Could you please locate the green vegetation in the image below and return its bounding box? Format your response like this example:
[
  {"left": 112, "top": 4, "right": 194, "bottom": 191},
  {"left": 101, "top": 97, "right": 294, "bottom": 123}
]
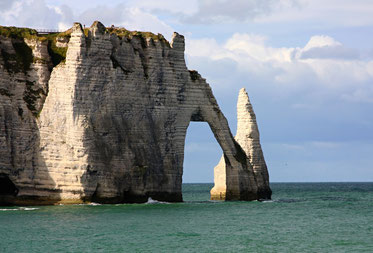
[
  {"left": 42, "top": 29, "right": 71, "bottom": 67},
  {"left": 0, "top": 25, "right": 71, "bottom": 69},
  {"left": 0, "top": 26, "right": 38, "bottom": 40},
  {"left": 0, "top": 26, "right": 70, "bottom": 116},
  {"left": 107, "top": 27, "right": 170, "bottom": 47},
  {"left": 83, "top": 28, "right": 90, "bottom": 37},
  {"left": 0, "top": 25, "right": 171, "bottom": 71},
  {"left": 45, "top": 34, "right": 69, "bottom": 67},
  {"left": 0, "top": 39, "right": 33, "bottom": 73}
]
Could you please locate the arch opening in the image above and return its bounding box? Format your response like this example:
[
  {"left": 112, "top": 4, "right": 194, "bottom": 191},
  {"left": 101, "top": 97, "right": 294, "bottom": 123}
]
[{"left": 182, "top": 122, "right": 221, "bottom": 200}]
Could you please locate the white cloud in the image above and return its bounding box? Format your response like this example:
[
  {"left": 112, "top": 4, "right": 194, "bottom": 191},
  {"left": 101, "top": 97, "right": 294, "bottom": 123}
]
[
  {"left": 118, "top": 8, "right": 174, "bottom": 39},
  {"left": 303, "top": 35, "right": 340, "bottom": 50},
  {"left": 69, "top": 5, "right": 174, "bottom": 38},
  {"left": 186, "top": 38, "right": 224, "bottom": 59},
  {"left": 0, "top": 0, "right": 64, "bottom": 29},
  {"left": 298, "top": 35, "right": 359, "bottom": 60},
  {"left": 185, "top": 33, "right": 373, "bottom": 103},
  {"left": 224, "top": 33, "right": 294, "bottom": 62}
]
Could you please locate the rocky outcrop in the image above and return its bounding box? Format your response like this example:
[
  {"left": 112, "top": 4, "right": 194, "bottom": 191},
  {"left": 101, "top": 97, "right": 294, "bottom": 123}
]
[
  {"left": 212, "top": 88, "right": 271, "bottom": 200},
  {"left": 0, "top": 22, "right": 270, "bottom": 205}
]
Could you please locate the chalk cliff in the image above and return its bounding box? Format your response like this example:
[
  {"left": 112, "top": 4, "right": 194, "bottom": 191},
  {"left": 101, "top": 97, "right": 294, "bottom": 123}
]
[{"left": 0, "top": 21, "right": 271, "bottom": 205}]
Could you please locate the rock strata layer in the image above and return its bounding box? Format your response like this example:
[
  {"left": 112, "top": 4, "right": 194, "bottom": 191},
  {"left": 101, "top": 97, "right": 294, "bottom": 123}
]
[{"left": 0, "top": 22, "right": 271, "bottom": 205}]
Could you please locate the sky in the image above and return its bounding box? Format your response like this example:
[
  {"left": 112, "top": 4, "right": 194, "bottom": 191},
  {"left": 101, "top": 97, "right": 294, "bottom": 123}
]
[{"left": 1, "top": 0, "right": 373, "bottom": 183}]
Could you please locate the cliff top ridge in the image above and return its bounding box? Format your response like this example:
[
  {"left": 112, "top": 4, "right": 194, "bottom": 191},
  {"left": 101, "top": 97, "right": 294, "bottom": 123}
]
[{"left": 0, "top": 21, "right": 172, "bottom": 47}]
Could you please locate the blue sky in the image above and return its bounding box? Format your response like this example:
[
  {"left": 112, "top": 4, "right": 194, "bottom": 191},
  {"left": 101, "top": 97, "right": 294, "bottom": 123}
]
[{"left": 1, "top": 0, "right": 373, "bottom": 182}]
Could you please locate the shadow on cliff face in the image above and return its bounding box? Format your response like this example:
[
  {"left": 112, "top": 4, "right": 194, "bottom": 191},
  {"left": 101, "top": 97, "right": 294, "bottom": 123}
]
[
  {"left": 0, "top": 36, "right": 60, "bottom": 206},
  {"left": 79, "top": 112, "right": 173, "bottom": 203},
  {"left": 0, "top": 106, "right": 61, "bottom": 206},
  {"left": 74, "top": 22, "right": 182, "bottom": 203}
]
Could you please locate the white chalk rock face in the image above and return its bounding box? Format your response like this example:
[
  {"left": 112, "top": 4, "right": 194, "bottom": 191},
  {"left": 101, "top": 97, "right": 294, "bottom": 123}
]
[
  {"left": 212, "top": 88, "right": 271, "bottom": 200},
  {"left": 236, "top": 88, "right": 271, "bottom": 199},
  {"left": 0, "top": 21, "right": 267, "bottom": 205}
]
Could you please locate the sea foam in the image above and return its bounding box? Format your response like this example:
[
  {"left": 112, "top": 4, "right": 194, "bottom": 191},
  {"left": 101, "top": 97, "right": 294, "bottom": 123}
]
[
  {"left": 0, "top": 207, "right": 39, "bottom": 211},
  {"left": 146, "top": 197, "right": 169, "bottom": 204}
]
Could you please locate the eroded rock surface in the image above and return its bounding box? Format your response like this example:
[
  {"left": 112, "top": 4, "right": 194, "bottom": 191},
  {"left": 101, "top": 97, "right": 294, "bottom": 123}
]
[
  {"left": 0, "top": 22, "right": 270, "bottom": 205},
  {"left": 212, "top": 88, "right": 271, "bottom": 200}
]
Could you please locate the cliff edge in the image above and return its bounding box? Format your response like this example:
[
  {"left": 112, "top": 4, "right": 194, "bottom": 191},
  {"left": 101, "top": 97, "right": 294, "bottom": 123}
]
[{"left": 0, "top": 21, "right": 271, "bottom": 205}]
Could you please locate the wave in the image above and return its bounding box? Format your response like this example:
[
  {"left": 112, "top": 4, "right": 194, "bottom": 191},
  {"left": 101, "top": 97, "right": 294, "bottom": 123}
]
[
  {"left": 19, "top": 207, "right": 39, "bottom": 210},
  {"left": 260, "top": 200, "right": 274, "bottom": 203},
  {"left": 0, "top": 207, "right": 39, "bottom": 211},
  {"left": 74, "top": 202, "right": 102, "bottom": 206},
  {"left": 88, "top": 202, "right": 101, "bottom": 206},
  {"left": 146, "top": 197, "right": 169, "bottom": 204}
]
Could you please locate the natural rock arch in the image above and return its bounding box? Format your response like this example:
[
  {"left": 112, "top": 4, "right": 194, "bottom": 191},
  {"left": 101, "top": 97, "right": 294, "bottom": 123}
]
[{"left": 0, "top": 21, "right": 271, "bottom": 204}]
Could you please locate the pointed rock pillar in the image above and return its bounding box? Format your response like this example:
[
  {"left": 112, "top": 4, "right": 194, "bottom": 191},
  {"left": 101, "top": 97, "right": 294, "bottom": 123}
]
[
  {"left": 236, "top": 88, "right": 271, "bottom": 199},
  {"left": 211, "top": 88, "right": 271, "bottom": 200}
]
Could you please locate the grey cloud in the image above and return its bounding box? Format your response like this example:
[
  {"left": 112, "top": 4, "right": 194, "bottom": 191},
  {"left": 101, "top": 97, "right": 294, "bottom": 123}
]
[
  {"left": 78, "top": 4, "right": 126, "bottom": 27},
  {"left": 58, "top": 4, "right": 75, "bottom": 26},
  {"left": 300, "top": 45, "right": 360, "bottom": 60},
  {"left": 15, "top": 0, "right": 62, "bottom": 28},
  {"left": 181, "top": 0, "right": 300, "bottom": 24},
  {"left": 0, "top": 0, "right": 15, "bottom": 11},
  {"left": 0, "top": 1, "right": 127, "bottom": 30},
  {"left": 1, "top": 0, "right": 173, "bottom": 37},
  {"left": 0, "top": 0, "right": 67, "bottom": 29}
]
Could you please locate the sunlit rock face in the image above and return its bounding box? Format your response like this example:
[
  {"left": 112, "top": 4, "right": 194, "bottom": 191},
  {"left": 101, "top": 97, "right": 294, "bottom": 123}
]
[
  {"left": 0, "top": 21, "right": 269, "bottom": 205},
  {"left": 236, "top": 88, "right": 271, "bottom": 199},
  {"left": 212, "top": 89, "right": 271, "bottom": 200}
]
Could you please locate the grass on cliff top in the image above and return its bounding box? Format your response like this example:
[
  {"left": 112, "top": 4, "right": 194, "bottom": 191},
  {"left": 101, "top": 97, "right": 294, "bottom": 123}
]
[
  {"left": 0, "top": 25, "right": 72, "bottom": 40},
  {"left": 42, "top": 32, "right": 71, "bottom": 66},
  {"left": 0, "top": 25, "right": 71, "bottom": 67},
  {"left": 107, "top": 27, "right": 170, "bottom": 47},
  {"left": 0, "top": 25, "right": 170, "bottom": 69},
  {"left": 0, "top": 25, "right": 170, "bottom": 47},
  {"left": 0, "top": 26, "right": 38, "bottom": 39}
]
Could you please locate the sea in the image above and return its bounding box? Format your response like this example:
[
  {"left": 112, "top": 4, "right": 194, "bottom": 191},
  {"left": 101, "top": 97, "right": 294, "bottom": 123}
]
[{"left": 1, "top": 182, "right": 373, "bottom": 252}]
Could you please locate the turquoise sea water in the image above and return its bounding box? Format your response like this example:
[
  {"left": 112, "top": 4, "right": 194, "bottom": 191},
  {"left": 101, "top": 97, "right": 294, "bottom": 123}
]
[{"left": 1, "top": 183, "right": 373, "bottom": 252}]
